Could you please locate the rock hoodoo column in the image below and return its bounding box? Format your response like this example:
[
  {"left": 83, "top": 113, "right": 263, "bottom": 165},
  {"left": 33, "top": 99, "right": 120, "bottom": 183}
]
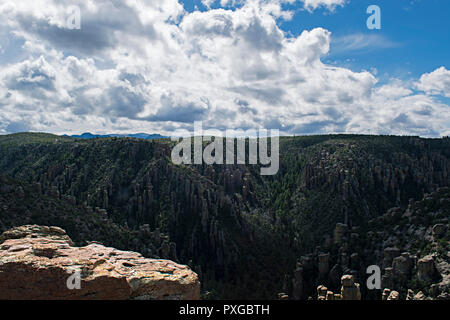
[{"left": 0, "top": 225, "right": 200, "bottom": 300}]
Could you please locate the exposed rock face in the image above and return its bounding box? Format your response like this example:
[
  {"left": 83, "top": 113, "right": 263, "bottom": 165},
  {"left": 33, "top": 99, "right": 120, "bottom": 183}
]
[
  {"left": 278, "top": 293, "right": 289, "bottom": 300},
  {"left": 392, "top": 253, "right": 414, "bottom": 277},
  {"left": 334, "top": 223, "right": 348, "bottom": 245},
  {"left": 417, "top": 255, "right": 437, "bottom": 282},
  {"left": 382, "top": 288, "right": 391, "bottom": 300},
  {"left": 315, "top": 275, "right": 360, "bottom": 300},
  {"left": 340, "top": 275, "right": 361, "bottom": 300},
  {"left": 432, "top": 224, "right": 447, "bottom": 238},
  {"left": 317, "top": 285, "right": 328, "bottom": 300},
  {"left": 0, "top": 225, "right": 200, "bottom": 300},
  {"left": 387, "top": 291, "right": 399, "bottom": 300},
  {"left": 329, "top": 264, "right": 342, "bottom": 289},
  {"left": 381, "top": 267, "right": 394, "bottom": 290},
  {"left": 414, "top": 291, "right": 426, "bottom": 300},
  {"left": 406, "top": 289, "right": 415, "bottom": 300},
  {"left": 383, "top": 247, "right": 401, "bottom": 269},
  {"left": 318, "top": 253, "right": 330, "bottom": 278},
  {"left": 291, "top": 187, "right": 450, "bottom": 301},
  {"left": 292, "top": 264, "right": 304, "bottom": 300},
  {"left": 326, "top": 291, "right": 334, "bottom": 300},
  {"left": 434, "top": 260, "right": 450, "bottom": 298},
  {"left": 0, "top": 225, "right": 74, "bottom": 246}
]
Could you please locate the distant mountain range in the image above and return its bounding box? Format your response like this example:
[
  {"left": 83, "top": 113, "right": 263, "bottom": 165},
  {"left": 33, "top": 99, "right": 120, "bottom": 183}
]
[{"left": 64, "top": 133, "right": 168, "bottom": 140}]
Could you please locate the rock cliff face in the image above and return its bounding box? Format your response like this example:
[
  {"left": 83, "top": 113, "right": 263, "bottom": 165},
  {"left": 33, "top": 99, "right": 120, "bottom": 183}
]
[
  {"left": 286, "top": 187, "right": 450, "bottom": 300},
  {"left": 315, "top": 275, "right": 361, "bottom": 300},
  {"left": 0, "top": 225, "right": 200, "bottom": 300}
]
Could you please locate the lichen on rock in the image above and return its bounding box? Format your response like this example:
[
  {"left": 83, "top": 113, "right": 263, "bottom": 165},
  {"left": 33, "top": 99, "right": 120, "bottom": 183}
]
[{"left": 0, "top": 225, "right": 200, "bottom": 300}]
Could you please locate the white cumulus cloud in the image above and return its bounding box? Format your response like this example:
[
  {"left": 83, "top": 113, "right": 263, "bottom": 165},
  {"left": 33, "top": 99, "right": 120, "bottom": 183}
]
[
  {"left": 0, "top": 0, "right": 448, "bottom": 137},
  {"left": 301, "top": 0, "right": 347, "bottom": 12}
]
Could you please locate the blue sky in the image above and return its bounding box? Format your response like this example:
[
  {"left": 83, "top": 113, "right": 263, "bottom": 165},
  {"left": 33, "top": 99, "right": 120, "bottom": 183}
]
[
  {"left": 181, "top": 0, "right": 450, "bottom": 80},
  {"left": 0, "top": 0, "right": 449, "bottom": 137}
]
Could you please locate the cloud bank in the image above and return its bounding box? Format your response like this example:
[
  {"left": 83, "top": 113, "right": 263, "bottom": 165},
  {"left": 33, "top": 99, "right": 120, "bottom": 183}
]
[{"left": 0, "top": 0, "right": 448, "bottom": 137}]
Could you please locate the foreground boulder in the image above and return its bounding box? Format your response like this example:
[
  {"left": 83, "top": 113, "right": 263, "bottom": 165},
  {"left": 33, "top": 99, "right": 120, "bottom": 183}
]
[{"left": 0, "top": 225, "right": 200, "bottom": 300}]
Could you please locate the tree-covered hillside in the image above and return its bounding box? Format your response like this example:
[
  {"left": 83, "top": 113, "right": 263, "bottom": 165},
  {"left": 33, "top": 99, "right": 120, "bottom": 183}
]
[{"left": 0, "top": 133, "right": 449, "bottom": 299}]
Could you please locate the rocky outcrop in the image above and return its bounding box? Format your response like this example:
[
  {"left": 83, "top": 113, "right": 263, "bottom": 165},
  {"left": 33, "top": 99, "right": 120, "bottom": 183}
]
[
  {"left": 381, "top": 267, "right": 394, "bottom": 290},
  {"left": 316, "top": 285, "right": 342, "bottom": 301},
  {"left": 0, "top": 225, "right": 200, "bottom": 300},
  {"left": 392, "top": 253, "right": 414, "bottom": 277},
  {"left": 340, "top": 275, "right": 361, "bottom": 300},
  {"left": 0, "top": 225, "right": 75, "bottom": 245},
  {"left": 414, "top": 291, "right": 426, "bottom": 300},
  {"left": 433, "top": 260, "right": 450, "bottom": 299},
  {"left": 385, "top": 289, "right": 429, "bottom": 300},
  {"left": 382, "top": 289, "right": 391, "bottom": 300},
  {"left": 387, "top": 290, "right": 400, "bottom": 300},
  {"left": 292, "top": 264, "right": 304, "bottom": 300},
  {"left": 432, "top": 224, "right": 447, "bottom": 238},
  {"left": 317, "top": 285, "right": 328, "bottom": 300},
  {"left": 334, "top": 223, "right": 348, "bottom": 245},
  {"left": 315, "top": 275, "right": 361, "bottom": 300},
  {"left": 383, "top": 247, "right": 401, "bottom": 269},
  {"left": 318, "top": 253, "right": 330, "bottom": 278},
  {"left": 2, "top": 133, "right": 449, "bottom": 300},
  {"left": 290, "top": 187, "right": 450, "bottom": 301},
  {"left": 417, "top": 255, "right": 437, "bottom": 282}
]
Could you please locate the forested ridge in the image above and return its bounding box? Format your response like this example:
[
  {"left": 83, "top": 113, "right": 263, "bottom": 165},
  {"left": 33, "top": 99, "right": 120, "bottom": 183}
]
[{"left": 0, "top": 133, "right": 449, "bottom": 299}]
